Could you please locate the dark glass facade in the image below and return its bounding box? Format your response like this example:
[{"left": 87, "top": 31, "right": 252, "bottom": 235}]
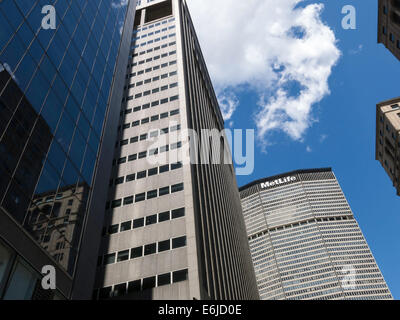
[{"left": 0, "top": 0, "right": 131, "bottom": 299}]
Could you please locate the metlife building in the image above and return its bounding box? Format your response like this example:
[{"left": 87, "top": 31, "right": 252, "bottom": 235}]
[{"left": 240, "top": 168, "right": 392, "bottom": 300}]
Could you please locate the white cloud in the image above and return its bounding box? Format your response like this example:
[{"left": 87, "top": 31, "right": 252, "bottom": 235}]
[
  {"left": 187, "top": 0, "right": 340, "bottom": 149},
  {"left": 217, "top": 90, "right": 239, "bottom": 120},
  {"left": 112, "top": 0, "right": 128, "bottom": 9},
  {"left": 306, "top": 146, "right": 312, "bottom": 153}
]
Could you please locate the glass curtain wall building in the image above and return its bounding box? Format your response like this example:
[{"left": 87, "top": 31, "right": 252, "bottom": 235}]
[
  {"left": 0, "top": 0, "right": 136, "bottom": 299},
  {"left": 93, "top": 0, "right": 259, "bottom": 300},
  {"left": 240, "top": 169, "right": 393, "bottom": 300}
]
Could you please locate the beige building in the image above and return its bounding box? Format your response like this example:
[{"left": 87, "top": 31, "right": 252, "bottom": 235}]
[
  {"left": 376, "top": 97, "right": 400, "bottom": 195},
  {"left": 93, "top": 0, "right": 259, "bottom": 300},
  {"left": 378, "top": 0, "right": 400, "bottom": 61}
]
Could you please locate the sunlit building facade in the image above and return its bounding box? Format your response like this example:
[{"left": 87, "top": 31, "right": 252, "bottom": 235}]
[{"left": 240, "top": 169, "right": 392, "bottom": 300}]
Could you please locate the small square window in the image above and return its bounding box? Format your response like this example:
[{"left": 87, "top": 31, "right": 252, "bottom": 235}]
[
  {"left": 159, "top": 186, "right": 170, "bottom": 196},
  {"left": 146, "top": 214, "right": 158, "bottom": 225},
  {"left": 108, "top": 224, "right": 119, "bottom": 235},
  {"left": 159, "top": 165, "right": 169, "bottom": 173},
  {"left": 120, "top": 221, "right": 132, "bottom": 232},
  {"left": 144, "top": 243, "right": 157, "bottom": 256},
  {"left": 136, "top": 193, "right": 146, "bottom": 202},
  {"left": 172, "top": 236, "right": 187, "bottom": 249},
  {"left": 158, "top": 239, "right": 170, "bottom": 252},
  {"left": 104, "top": 253, "right": 116, "bottom": 265},
  {"left": 128, "top": 280, "right": 141, "bottom": 293},
  {"left": 124, "top": 196, "right": 134, "bottom": 205},
  {"left": 137, "top": 171, "right": 147, "bottom": 179},
  {"left": 173, "top": 269, "right": 188, "bottom": 283},
  {"left": 133, "top": 218, "right": 145, "bottom": 229},
  {"left": 142, "top": 276, "right": 156, "bottom": 290},
  {"left": 148, "top": 168, "right": 158, "bottom": 176},
  {"left": 117, "top": 250, "right": 130, "bottom": 262},
  {"left": 131, "top": 246, "right": 143, "bottom": 259},
  {"left": 172, "top": 208, "right": 185, "bottom": 219},
  {"left": 147, "top": 190, "right": 158, "bottom": 200},
  {"left": 126, "top": 174, "right": 136, "bottom": 182},
  {"left": 158, "top": 211, "right": 170, "bottom": 222},
  {"left": 157, "top": 273, "right": 171, "bottom": 286}
]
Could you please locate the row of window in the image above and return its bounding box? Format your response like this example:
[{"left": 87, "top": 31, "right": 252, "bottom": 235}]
[
  {"left": 112, "top": 141, "right": 182, "bottom": 167},
  {"left": 129, "top": 41, "right": 176, "bottom": 63},
  {"left": 125, "top": 71, "right": 177, "bottom": 91},
  {"left": 132, "top": 25, "right": 176, "bottom": 43},
  {"left": 106, "top": 183, "right": 184, "bottom": 210},
  {"left": 118, "top": 108, "right": 180, "bottom": 132},
  {"left": 133, "top": 17, "right": 176, "bottom": 34},
  {"left": 116, "top": 124, "right": 181, "bottom": 148},
  {"left": 94, "top": 268, "right": 187, "bottom": 300},
  {"left": 100, "top": 236, "right": 187, "bottom": 266},
  {"left": 103, "top": 208, "right": 185, "bottom": 237},
  {"left": 121, "top": 94, "right": 179, "bottom": 115},
  {"left": 132, "top": 49, "right": 176, "bottom": 67},
  {"left": 127, "top": 58, "right": 177, "bottom": 78},
  {"left": 126, "top": 81, "right": 178, "bottom": 101},
  {"left": 133, "top": 33, "right": 176, "bottom": 49},
  {"left": 110, "top": 162, "right": 183, "bottom": 187},
  {"left": 382, "top": 26, "right": 400, "bottom": 49}
]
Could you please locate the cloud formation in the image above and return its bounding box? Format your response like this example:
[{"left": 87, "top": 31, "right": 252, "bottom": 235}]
[{"left": 187, "top": 0, "right": 340, "bottom": 147}]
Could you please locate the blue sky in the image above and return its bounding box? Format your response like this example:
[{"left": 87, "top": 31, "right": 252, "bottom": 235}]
[
  {"left": 230, "top": 1, "right": 400, "bottom": 299},
  {"left": 190, "top": 0, "right": 400, "bottom": 299}
]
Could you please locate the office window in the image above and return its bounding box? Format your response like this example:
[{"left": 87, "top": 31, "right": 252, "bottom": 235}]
[
  {"left": 152, "top": 88, "right": 160, "bottom": 94},
  {"left": 171, "top": 142, "right": 182, "bottom": 150},
  {"left": 161, "top": 73, "right": 168, "bottom": 79},
  {"left": 132, "top": 120, "right": 140, "bottom": 127},
  {"left": 170, "top": 83, "right": 178, "bottom": 88},
  {"left": 149, "top": 148, "right": 158, "bottom": 156},
  {"left": 117, "top": 250, "right": 130, "bottom": 262},
  {"left": 170, "top": 95, "right": 179, "bottom": 101},
  {"left": 142, "top": 118, "right": 150, "bottom": 124},
  {"left": 171, "top": 183, "right": 184, "bottom": 193},
  {"left": 147, "top": 190, "right": 158, "bottom": 200},
  {"left": 140, "top": 133, "right": 148, "bottom": 141},
  {"left": 124, "top": 196, "right": 134, "bottom": 206},
  {"left": 159, "top": 165, "right": 169, "bottom": 173},
  {"left": 131, "top": 247, "right": 143, "bottom": 259},
  {"left": 139, "top": 151, "right": 147, "bottom": 159},
  {"left": 160, "top": 145, "right": 169, "bottom": 153},
  {"left": 144, "top": 243, "right": 157, "bottom": 256},
  {"left": 159, "top": 186, "right": 170, "bottom": 196},
  {"left": 115, "top": 177, "right": 125, "bottom": 185},
  {"left": 108, "top": 225, "right": 119, "bottom": 235},
  {"left": 148, "top": 168, "right": 158, "bottom": 176},
  {"left": 126, "top": 174, "right": 136, "bottom": 182},
  {"left": 112, "top": 199, "right": 122, "bottom": 208},
  {"left": 118, "top": 157, "right": 127, "bottom": 165},
  {"left": 133, "top": 218, "right": 145, "bottom": 229},
  {"left": 160, "top": 98, "right": 168, "bottom": 104},
  {"left": 134, "top": 106, "right": 141, "bottom": 112},
  {"left": 161, "top": 85, "right": 168, "bottom": 91},
  {"left": 104, "top": 253, "right": 116, "bottom": 265},
  {"left": 158, "top": 240, "right": 170, "bottom": 252},
  {"left": 173, "top": 269, "right": 188, "bottom": 283},
  {"left": 143, "top": 103, "right": 150, "bottom": 110},
  {"left": 120, "top": 139, "right": 129, "bottom": 146},
  {"left": 171, "top": 162, "right": 182, "bottom": 170},
  {"left": 137, "top": 171, "right": 147, "bottom": 179},
  {"left": 120, "top": 221, "right": 132, "bottom": 232},
  {"left": 142, "top": 276, "right": 156, "bottom": 290},
  {"left": 128, "top": 280, "right": 141, "bottom": 293},
  {"left": 151, "top": 100, "right": 159, "bottom": 107},
  {"left": 170, "top": 71, "right": 177, "bottom": 76},
  {"left": 170, "top": 109, "right": 180, "bottom": 116},
  {"left": 151, "top": 115, "right": 160, "bottom": 122},
  {"left": 128, "top": 154, "right": 138, "bottom": 162},
  {"left": 172, "top": 208, "right": 185, "bottom": 219},
  {"left": 158, "top": 273, "right": 171, "bottom": 286},
  {"left": 158, "top": 211, "right": 170, "bottom": 222},
  {"left": 136, "top": 193, "right": 146, "bottom": 202},
  {"left": 146, "top": 214, "right": 158, "bottom": 225},
  {"left": 113, "top": 283, "right": 127, "bottom": 297},
  {"left": 160, "top": 128, "right": 169, "bottom": 135},
  {"left": 172, "top": 236, "right": 187, "bottom": 249},
  {"left": 150, "top": 130, "right": 159, "bottom": 138}
]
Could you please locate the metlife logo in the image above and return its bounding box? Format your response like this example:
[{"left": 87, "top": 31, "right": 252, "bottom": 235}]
[{"left": 260, "top": 176, "right": 297, "bottom": 189}]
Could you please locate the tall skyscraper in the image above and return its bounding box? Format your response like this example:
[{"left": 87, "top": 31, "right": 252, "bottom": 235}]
[
  {"left": 378, "top": 0, "right": 400, "bottom": 61},
  {"left": 376, "top": 97, "right": 400, "bottom": 195},
  {"left": 240, "top": 168, "right": 393, "bottom": 300},
  {"left": 0, "top": 0, "right": 136, "bottom": 299},
  {"left": 93, "top": 0, "right": 259, "bottom": 300}
]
